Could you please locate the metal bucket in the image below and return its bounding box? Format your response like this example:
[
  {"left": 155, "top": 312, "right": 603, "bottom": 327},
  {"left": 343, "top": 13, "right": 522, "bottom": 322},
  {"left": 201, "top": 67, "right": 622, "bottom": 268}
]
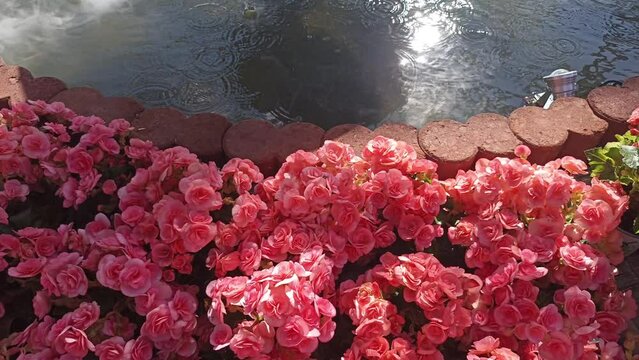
[{"left": 543, "top": 69, "right": 578, "bottom": 98}]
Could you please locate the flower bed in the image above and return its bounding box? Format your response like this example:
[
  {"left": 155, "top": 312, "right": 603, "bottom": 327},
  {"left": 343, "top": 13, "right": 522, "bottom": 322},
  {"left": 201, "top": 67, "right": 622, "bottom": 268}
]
[{"left": 0, "top": 101, "right": 636, "bottom": 359}]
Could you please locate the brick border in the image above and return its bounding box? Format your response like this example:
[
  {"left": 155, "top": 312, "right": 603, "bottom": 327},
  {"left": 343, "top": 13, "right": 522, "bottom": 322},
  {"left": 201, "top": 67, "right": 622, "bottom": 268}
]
[{"left": 1, "top": 62, "right": 636, "bottom": 178}]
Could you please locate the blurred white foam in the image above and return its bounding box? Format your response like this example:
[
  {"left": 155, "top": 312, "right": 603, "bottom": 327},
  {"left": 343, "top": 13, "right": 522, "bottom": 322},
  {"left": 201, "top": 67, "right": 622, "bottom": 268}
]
[
  {"left": 0, "top": 0, "right": 133, "bottom": 54},
  {"left": 80, "top": 0, "right": 132, "bottom": 13}
]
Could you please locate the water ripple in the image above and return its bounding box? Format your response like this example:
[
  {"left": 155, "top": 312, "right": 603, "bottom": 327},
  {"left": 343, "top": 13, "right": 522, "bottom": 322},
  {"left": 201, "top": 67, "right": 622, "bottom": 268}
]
[
  {"left": 185, "top": 1, "right": 231, "bottom": 30},
  {"left": 171, "top": 80, "right": 220, "bottom": 114},
  {"left": 6, "top": 0, "right": 639, "bottom": 126},
  {"left": 519, "top": 38, "right": 581, "bottom": 62},
  {"left": 327, "top": 0, "right": 362, "bottom": 11},
  {"left": 128, "top": 70, "right": 182, "bottom": 108},
  {"left": 224, "top": 24, "right": 281, "bottom": 59},
  {"left": 189, "top": 44, "right": 238, "bottom": 78},
  {"left": 361, "top": 0, "right": 406, "bottom": 18},
  {"left": 433, "top": 0, "right": 474, "bottom": 13},
  {"left": 455, "top": 18, "right": 493, "bottom": 42}
]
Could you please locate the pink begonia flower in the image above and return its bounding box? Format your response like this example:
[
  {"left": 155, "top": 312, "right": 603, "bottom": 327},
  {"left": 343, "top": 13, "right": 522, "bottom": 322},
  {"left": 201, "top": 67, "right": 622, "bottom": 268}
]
[
  {"left": 181, "top": 222, "right": 217, "bottom": 253},
  {"left": 362, "top": 336, "right": 390, "bottom": 358},
  {"left": 595, "top": 311, "right": 627, "bottom": 342},
  {"left": 180, "top": 178, "right": 223, "bottom": 211},
  {"left": 385, "top": 168, "right": 413, "bottom": 200},
  {"left": 260, "top": 286, "right": 292, "bottom": 327},
  {"left": 330, "top": 201, "right": 360, "bottom": 234},
  {"left": 222, "top": 158, "right": 262, "bottom": 188},
  {"left": 34, "top": 233, "right": 62, "bottom": 258},
  {"left": 125, "top": 138, "right": 154, "bottom": 160},
  {"left": 7, "top": 257, "right": 46, "bottom": 278},
  {"left": 206, "top": 295, "right": 226, "bottom": 326},
  {"left": 346, "top": 226, "right": 375, "bottom": 261},
  {"left": 140, "top": 304, "right": 174, "bottom": 342},
  {"left": 32, "top": 290, "right": 51, "bottom": 319},
  {"left": 515, "top": 145, "right": 531, "bottom": 159},
  {"left": 232, "top": 193, "right": 267, "bottom": 228},
  {"left": 229, "top": 329, "right": 265, "bottom": 359},
  {"left": 491, "top": 348, "right": 520, "bottom": 360},
  {"left": 563, "top": 286, "right": 596, "bottom": 325},
  {"left": 21, "top": 130, "right": 51, "bottom": 159},
  {"left": 276, "top": 315, "right": 320, "bottom": 353},
  {"left": 150, "top": 243, "right": 173, "bottom": 267},
  {"left": 362, "top": 136, "right": 403, "bottom": 168},
  {"left": 210, "top": 323, "right": 233, "bottom": 350},
  {"left": 101, "top": 179, "right": 117, "bottom": 195},
  {"left": 176, "top": 337, "right": 198, "bottom": 358},
  {"left": 442, "top": 300, "right": 472, "bottom": 337},
  {"left": 38, "top": 252, "right": 82, "bottom": 296},
  {"left": 69, "top": 115, "right": 103, "bottom": 132},
  {"left": 0, "top": 207, "right": 8, "bottom": 225},
  {"left": 574, "top": 199, "right": 616, "bottom": 242},
  {"left": 3, "top": 179, "right": 29, "bottom": 201},
  {"left": 538, "top": 331, "right": 574, "bottom": 360},
  {"left": 600, "top": 340, "right": 624, "bottom": 359},
  {"left": 560, "top": 156, "right": 587, "bottom": 174},
  {"left": 58, "top": 177, "right": 87, "bottom": 208},
  {"left": 118, "top": 258, "right": 161, "bottom": 297},
  {"left": 108, "top": 118, "right": 132, "bottom": 133},
  {"left": 123, "top": 336, "right": 153, "bottom": 360},
  {"left": 172, "top": 253, "right": 194, "bottom": 274},
  {"left": 469, "top": 336, "right": 500, "bottom": 355},
  {"left": 96, "top": 254, "right": 127, "bottom": 290},
  {"left": 513, "top": 298, "right": 540, "bottom": 322},
  {"left": 65, "top": 147, "right": 94, "bottom": 174},
  {"left": 95, "top": 336, "right": 126, "bottom": 360},
  {"left": 281, "top": 192, "right": 310, "bottom": 218},
  {"left": 513, "top": 321, "right": 546, "bottom": 343},
  {"left": 120, "top": 205, "right": 146, "bottom": 226},
  {"left": 316, "top": 140, "right": 354, "bottom": 167},
  {"left": 134, "top": 282, "right": 172, "bottom": 316},
  {"left": 53, "top": 326, "right": 95, "bottom": 358},
  {"left": 604, "top": 290, "right": 638, "bottom": 320},
  {"left": 559, "top": 244, "right": 593, "bottom": 271},
  {"left": 169, "top": 290, "right": 197, "bottom": 319},
  {"left": 55, "top": 264, "right": 88, "bottom": 298},
  {"left": 421, "top": 322, "right": 448, "bottom": 345},
  {"left": 216, "top": 223, "right": 239, "bottom": 248},
  {"left": 628, "top": 106, "right": 639, "bottom": 126},
  {"left": 69, "top": 301, "right": 100, "bottom": 330},
  {"left": 260, "top": 223, "right": 293, "bottom": 262},
  {"left": 238, "top": 242, "right": 262, "bottom": 275},
  {"left": 398, "top": 214, "right": 425, "bottom": 241}
]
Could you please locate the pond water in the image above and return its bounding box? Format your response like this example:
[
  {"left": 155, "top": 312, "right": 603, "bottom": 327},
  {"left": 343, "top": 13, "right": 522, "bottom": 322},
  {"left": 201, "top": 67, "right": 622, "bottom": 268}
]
[{"left": 2, "top": 0, "right": 639, "bottom": 129}]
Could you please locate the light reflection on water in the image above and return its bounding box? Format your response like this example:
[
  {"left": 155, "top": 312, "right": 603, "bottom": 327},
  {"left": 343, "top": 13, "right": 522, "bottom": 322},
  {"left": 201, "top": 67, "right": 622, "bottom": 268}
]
[{"left": 1, "top": 0, "right": 638, "bottom": 128}]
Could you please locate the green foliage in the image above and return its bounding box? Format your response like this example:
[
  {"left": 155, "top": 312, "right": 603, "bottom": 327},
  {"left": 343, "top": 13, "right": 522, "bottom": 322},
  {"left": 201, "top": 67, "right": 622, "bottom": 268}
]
[{"left": 587, "top": 131, "right": 639, "bottom": 233}]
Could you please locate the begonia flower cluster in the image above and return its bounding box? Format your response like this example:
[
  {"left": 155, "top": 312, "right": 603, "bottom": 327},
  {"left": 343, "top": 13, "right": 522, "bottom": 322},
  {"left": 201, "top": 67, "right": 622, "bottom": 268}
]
[{"left": 0, "top": 101, "right": 636, "bottom": 360}]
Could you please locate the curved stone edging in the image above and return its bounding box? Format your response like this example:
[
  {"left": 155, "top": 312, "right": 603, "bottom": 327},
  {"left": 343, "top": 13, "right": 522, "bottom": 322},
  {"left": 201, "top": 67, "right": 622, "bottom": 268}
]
[
  {"left": 51, "top": 87, "right": 144, "bottom": 123},
  {"left": 0, "top": 62, "right": 636, "bottom": 178},
  {"left": 0, "top": 63, "right": 67, "bottom": 109},
  {"left": 587, "top": 77, "right": 639, "bottom": 142}
]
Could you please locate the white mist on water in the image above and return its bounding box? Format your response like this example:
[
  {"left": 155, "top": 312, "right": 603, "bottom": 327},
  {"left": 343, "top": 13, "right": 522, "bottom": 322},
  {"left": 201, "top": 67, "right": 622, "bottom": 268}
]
[{"left": 0, "top": 0, "right": 133, "bottom": 58}]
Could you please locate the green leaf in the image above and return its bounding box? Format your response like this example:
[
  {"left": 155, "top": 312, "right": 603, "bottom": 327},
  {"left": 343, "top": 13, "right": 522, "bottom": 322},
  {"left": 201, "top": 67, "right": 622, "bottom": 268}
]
[
  {"left": 619, "top": 175, "right": 635, "bottom": 187},
  {"left": 621, "top": 145, "right": 639, "bottom": 169},
  {"left": 586, "top": 147, "right": 619, "bottom": 180}
]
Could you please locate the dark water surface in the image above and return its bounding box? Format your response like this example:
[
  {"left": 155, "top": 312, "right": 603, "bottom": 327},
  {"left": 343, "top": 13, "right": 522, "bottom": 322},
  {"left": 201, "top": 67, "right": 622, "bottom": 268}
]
[{"left": 2, "top": 0, "right": 639, "bottom": 128}]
